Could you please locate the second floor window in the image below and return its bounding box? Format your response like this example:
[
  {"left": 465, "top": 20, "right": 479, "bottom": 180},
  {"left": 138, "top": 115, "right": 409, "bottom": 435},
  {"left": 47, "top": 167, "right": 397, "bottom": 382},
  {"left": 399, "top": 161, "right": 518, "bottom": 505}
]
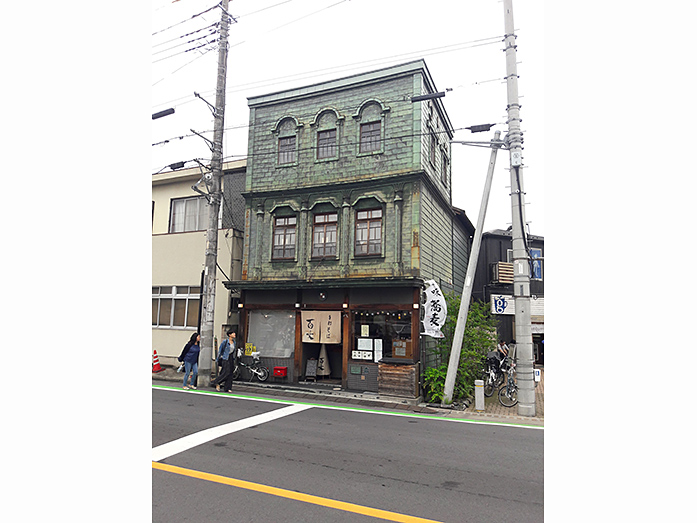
[
  {"left": 278, "top": 136, "right": 296, "bottom": 164},
  {"left": 273, "top": 216, "right": 297, "bottom": 260},
  {"left": 359, "top": 122, "right": 381, "bottom": 153},
  {"left": 317, "top": 129, "right": 337, "bottom": 159},
  {"left": 312, "top": 213, "right": 338, "bottom": 258},
  {"left": 169, "top": 196, "right": 208, "bottom": 233},
  {"left": 355, "top": 209, "right": 382, "bottom": 256}
]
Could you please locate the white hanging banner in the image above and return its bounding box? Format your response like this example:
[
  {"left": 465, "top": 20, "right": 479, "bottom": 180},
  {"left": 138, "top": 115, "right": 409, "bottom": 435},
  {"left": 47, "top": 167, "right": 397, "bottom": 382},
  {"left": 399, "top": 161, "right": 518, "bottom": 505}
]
[
  {"left": 317, "top": 344, "right": 331, "bottom": 376},
  {"left": 421, "top": 279, "right": 447, "bottom": 338},
  {"left": 322, "top": 311, "right": 341, "bottom": 344},
  {"left": 301, "top": 311, "right": 321, "bottom": 342},
  {"left": 301, "top": 311, "right": 342, "bottom": 344}
]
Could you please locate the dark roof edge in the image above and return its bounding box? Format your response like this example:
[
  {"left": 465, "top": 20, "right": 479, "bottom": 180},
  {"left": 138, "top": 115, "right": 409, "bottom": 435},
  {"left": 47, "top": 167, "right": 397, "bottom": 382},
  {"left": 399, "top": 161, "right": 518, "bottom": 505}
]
[{"left": 224, "top": 276, "right": 426, "bottom": 291}]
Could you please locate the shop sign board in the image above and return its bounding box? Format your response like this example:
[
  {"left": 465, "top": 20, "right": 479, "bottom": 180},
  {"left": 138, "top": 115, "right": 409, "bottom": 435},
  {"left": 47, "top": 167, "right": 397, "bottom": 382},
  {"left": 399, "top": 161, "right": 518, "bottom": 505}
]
[
  {"left": 422, "top": 279, "right": 447, "bottom": 338},
  {"left": 491, "top": 295, "right": 544, "bottom": 316}
]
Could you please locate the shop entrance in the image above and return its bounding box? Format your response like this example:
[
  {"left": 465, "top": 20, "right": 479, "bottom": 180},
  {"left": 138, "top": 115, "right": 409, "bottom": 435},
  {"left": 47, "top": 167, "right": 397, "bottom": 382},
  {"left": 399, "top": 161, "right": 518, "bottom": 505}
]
[
  {"left": 299, "top": 310, "right": 343, "bottom": 385},
  {"left": 300, "top": 342, "right": 342, "bottom": 385}
]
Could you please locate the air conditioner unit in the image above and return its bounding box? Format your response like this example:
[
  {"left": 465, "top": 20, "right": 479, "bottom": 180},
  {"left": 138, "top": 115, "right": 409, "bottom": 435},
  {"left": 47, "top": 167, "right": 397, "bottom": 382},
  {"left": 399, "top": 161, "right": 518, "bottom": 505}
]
[{"left": 490, "top": 262, "right": 514, "bottom": 284}]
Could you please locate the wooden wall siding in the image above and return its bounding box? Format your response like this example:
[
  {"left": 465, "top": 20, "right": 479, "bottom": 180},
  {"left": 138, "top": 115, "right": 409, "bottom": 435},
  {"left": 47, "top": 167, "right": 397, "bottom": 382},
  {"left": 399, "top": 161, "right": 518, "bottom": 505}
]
[
  {"left": 419, "top": 97, "right": 451, "bottom": 204},
  {"left": 417, "top": 182, "right": 455, "bottom": 285},
  {"left": 378, "top": 363, "right": 418, "bottom": 397},
  {"left": 451, "top": 220, "right": 470, "bottom": 293}
]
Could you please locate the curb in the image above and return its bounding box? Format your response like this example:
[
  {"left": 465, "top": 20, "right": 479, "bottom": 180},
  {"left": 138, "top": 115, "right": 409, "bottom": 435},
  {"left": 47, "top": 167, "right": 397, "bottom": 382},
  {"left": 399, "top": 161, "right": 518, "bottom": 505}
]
[{"left": 152, "top": 366, "right": 543, "bottom": 426}]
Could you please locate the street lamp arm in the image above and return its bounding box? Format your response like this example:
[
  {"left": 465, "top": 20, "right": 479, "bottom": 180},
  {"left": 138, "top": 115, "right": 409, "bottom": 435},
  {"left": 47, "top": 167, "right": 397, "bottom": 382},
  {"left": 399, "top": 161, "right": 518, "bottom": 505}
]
[{"left": 451, "top": 140, "right": 507, "bottom": 149}]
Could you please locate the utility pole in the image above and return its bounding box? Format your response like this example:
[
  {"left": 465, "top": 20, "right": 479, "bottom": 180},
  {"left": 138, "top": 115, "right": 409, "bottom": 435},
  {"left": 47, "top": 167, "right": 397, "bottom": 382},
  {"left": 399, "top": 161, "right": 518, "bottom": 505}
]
[
  {"left": 503, "top": 0, "right": 535, "bottom": 416},
  {"left": 199, "top": 0, "right": 231, "bottom": 386},
  {"left": 442, "top": 131, "right": 502, "bottom": 405}
]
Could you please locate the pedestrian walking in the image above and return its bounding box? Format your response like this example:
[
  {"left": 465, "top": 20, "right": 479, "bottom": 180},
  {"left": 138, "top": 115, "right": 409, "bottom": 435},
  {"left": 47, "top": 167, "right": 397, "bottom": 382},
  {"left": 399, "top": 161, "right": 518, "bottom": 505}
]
[
  {"left": 211, "top": 330, "right": 237, "bottom": 393},
  {"left": 178, "top": 332, "right": 200, "bottom": 390}
]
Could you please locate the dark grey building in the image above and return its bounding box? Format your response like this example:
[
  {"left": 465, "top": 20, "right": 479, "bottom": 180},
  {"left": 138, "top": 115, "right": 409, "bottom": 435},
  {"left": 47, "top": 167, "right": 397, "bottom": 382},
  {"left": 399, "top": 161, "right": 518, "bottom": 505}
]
[{"left": 471, "top": 228, "right": 544, "bottom": 364}]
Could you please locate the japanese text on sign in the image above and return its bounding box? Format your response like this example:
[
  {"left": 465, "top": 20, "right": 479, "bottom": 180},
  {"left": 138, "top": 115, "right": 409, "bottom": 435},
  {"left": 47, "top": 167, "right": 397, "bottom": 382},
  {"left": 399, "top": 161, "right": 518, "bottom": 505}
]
[{"left": 422, "top": 279, "right": 447, "bottom": 338}]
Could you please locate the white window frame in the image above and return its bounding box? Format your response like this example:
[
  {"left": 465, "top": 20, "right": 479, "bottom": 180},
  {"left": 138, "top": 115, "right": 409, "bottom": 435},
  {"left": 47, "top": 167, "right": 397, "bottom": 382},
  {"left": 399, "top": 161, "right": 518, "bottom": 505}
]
[
  {"left": 354, "top": 208, "right": 383, "bottom": 257},
  {"left": 152, "top": 285, "right": 201, "bottom": 329},
  {"left": 312, "top": 212, "right": 338, "bottom": 259},
  {"left": 169, "top": 196, "right": 221, "bottom": 233}
]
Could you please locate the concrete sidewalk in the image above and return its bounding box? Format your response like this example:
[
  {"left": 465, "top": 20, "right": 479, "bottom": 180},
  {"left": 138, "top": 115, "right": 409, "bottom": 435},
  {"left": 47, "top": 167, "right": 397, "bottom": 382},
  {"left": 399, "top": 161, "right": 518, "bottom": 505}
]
[{"left": 152, "top": 365, "right": 544, "bottom": 427}]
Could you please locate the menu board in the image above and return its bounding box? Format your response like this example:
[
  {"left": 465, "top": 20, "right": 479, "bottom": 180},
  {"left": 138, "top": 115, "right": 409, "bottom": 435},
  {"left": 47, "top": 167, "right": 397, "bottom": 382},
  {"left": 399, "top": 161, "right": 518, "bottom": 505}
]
[{"left": 352, "top": 338, "right": 373, "bottom": 360}]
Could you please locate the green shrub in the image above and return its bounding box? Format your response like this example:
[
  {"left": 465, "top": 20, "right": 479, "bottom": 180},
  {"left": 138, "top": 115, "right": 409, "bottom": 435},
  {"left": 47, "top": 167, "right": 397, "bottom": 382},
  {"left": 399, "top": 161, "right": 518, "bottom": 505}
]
[{"left": 422, "top": 295, "right": 497, "bottom": 403}]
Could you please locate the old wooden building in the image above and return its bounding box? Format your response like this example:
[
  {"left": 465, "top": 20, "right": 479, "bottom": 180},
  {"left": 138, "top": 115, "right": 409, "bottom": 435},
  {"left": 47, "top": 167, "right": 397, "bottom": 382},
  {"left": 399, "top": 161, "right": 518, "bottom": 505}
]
[{"left": 224, "top": 60, "right": 475, "bottom": 398}]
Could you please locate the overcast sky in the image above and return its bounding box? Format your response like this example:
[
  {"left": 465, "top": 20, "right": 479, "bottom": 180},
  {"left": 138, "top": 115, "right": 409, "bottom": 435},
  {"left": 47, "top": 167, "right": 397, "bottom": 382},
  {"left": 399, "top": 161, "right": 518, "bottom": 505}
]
[
  {"left": 6, "top": 3, "right": 697, "bottom": 515},
  {"left": 151, "top": 0, "right": 546, "bottom": 236}
]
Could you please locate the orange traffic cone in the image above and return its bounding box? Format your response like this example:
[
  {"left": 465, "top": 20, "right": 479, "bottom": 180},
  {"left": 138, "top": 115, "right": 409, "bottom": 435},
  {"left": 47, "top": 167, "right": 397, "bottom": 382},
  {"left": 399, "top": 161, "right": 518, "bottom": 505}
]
[{"left": 152, "top": 350, "right": 163, "bottom": 373}]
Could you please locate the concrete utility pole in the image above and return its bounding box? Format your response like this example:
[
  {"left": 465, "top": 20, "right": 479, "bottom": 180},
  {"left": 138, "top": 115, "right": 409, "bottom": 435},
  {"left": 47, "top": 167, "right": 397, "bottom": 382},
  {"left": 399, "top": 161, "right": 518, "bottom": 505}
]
[
  {"left": 503, "top": 0, "right": 535, "bottom": 416},
  {"left": 199, "top": 0, "right": 231, "bottom": 386},
  {"left": 442, "top": 131, "right": 502, "bottom": 405}
]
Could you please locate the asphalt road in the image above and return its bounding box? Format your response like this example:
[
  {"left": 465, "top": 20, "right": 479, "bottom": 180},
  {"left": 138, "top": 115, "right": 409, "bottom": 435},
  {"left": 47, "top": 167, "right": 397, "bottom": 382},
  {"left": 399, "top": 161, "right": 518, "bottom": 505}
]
[{"left": 152, "top": 386, "right": 543, "bottom": 522}]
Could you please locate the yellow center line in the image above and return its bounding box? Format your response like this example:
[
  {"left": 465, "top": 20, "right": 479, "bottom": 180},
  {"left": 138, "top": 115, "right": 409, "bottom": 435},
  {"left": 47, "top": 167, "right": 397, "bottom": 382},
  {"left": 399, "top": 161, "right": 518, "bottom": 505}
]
[{"left": 152, "top": 461, "right": 443, "bottom": 523}]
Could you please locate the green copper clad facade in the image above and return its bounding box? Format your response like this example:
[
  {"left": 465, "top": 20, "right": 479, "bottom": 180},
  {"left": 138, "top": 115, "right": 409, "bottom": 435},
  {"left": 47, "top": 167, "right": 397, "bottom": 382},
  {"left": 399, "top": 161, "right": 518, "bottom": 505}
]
[{"left": 241, "top": 60, "right": 467, "bottom": 290}]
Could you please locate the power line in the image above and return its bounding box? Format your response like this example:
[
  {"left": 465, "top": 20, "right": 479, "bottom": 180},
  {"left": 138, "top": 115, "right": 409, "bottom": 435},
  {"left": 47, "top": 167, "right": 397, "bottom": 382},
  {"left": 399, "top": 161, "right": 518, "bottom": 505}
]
[
  {"left": 152, "top": 0, "right": 350, "bottom": 99},
  {"left": 263, "top": 0, "right": 348, "bottom": 34},
  {"left": 152, "top": 124, "right": 471, "bottom": 173},
  {"left": 151, "top": 35, "right": 502, "bottom": 110},
  {"left": 220, "top": 126, "right": 473, "bottom": 162},
  {"left": 153, "top": 37, "right": 218, "bottom": 64},
  {"left": 236, "top": 0, "right": 295, "bottom": 18},
  {"left": 153, "top": 46, "right": 217, "bottom": 87},
  {"left": 152, "top": 86, "right": 506, "bottom": 147},
  {"left": 151, "top": 1, "right": 222, "bottom": 36},
  {"left": 152, "top": 92, "right": 424, "bottom": 146},
  {"left": 152, "top": 22, "right": 218, "bottom": 55}
]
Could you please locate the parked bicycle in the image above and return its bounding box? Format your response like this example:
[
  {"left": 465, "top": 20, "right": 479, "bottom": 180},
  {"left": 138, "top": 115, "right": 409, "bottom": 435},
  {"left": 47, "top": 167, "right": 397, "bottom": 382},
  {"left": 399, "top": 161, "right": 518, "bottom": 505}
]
[
  {"left": 232, "top": 351, "right": 270, "bottom": 382},
  {"left": 482, "top": 351, "right": 507, "bottom": 397},
  {"left": 498, "top": 359, "right": 518, "bottom": 407}
]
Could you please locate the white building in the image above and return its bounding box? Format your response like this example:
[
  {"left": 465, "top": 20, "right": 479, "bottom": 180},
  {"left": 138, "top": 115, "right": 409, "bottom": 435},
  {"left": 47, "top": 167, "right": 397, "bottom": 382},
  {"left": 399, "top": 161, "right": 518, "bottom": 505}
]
[{"left": 152, "top": 160, "right": 246, "bottom": 367}]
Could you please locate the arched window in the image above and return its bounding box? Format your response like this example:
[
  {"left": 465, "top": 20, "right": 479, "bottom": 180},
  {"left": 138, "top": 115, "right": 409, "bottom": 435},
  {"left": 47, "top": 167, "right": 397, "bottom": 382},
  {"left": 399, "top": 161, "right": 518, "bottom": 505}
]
[
  {"left": 353, "top": 197, "right": 384, "bottom": 257},
  {"left": 271, "top": 206, "right": 297, "bottom": 260},
  {"left": 353, "top": 100, "right": 390, "bottom": 156},
  {"left": 311, "top": 108, "right": 343, "bottom": 161},
  {"left": 272, "top": 116, "right": 301, "bottom": 166}
]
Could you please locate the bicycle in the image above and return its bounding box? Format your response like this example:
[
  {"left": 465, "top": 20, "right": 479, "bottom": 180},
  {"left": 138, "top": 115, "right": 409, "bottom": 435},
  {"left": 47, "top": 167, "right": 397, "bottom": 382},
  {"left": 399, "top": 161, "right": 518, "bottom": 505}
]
[
  {"left": 232, "top": 351, "right": 270, "bottom": 382},
  {"left": 482, "top": 354, "right": 506, "bottom": 397},
  {"left": 498, "top": 359, "right": 518, "bottom": 407}
]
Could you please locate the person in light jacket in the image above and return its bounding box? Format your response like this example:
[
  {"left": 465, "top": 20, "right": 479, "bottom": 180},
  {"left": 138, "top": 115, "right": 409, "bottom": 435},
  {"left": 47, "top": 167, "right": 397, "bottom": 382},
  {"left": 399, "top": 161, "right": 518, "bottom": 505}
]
[
  {"left": 211, "top": 330, "right": 237, "bottom": 393},
  {"left": 178, "top": 332, "right": 200, "bottom": 390}
]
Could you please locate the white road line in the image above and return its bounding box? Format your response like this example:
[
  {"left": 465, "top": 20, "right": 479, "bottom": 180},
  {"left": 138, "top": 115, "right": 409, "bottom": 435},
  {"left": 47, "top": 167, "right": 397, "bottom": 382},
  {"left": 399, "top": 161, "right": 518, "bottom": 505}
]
[{"left": 152, "top": 404, "right": 313, "bottom": 462}]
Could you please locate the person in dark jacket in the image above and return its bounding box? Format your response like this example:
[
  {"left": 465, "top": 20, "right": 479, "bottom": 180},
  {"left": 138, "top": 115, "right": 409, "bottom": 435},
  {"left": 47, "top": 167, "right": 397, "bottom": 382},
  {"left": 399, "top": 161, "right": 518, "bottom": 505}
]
[
  {"left": 178, "top": 332, "right": 200, "bottom": 390},
  {"left": 211, "top": 330, "right": 237, "bottom": 393}
]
